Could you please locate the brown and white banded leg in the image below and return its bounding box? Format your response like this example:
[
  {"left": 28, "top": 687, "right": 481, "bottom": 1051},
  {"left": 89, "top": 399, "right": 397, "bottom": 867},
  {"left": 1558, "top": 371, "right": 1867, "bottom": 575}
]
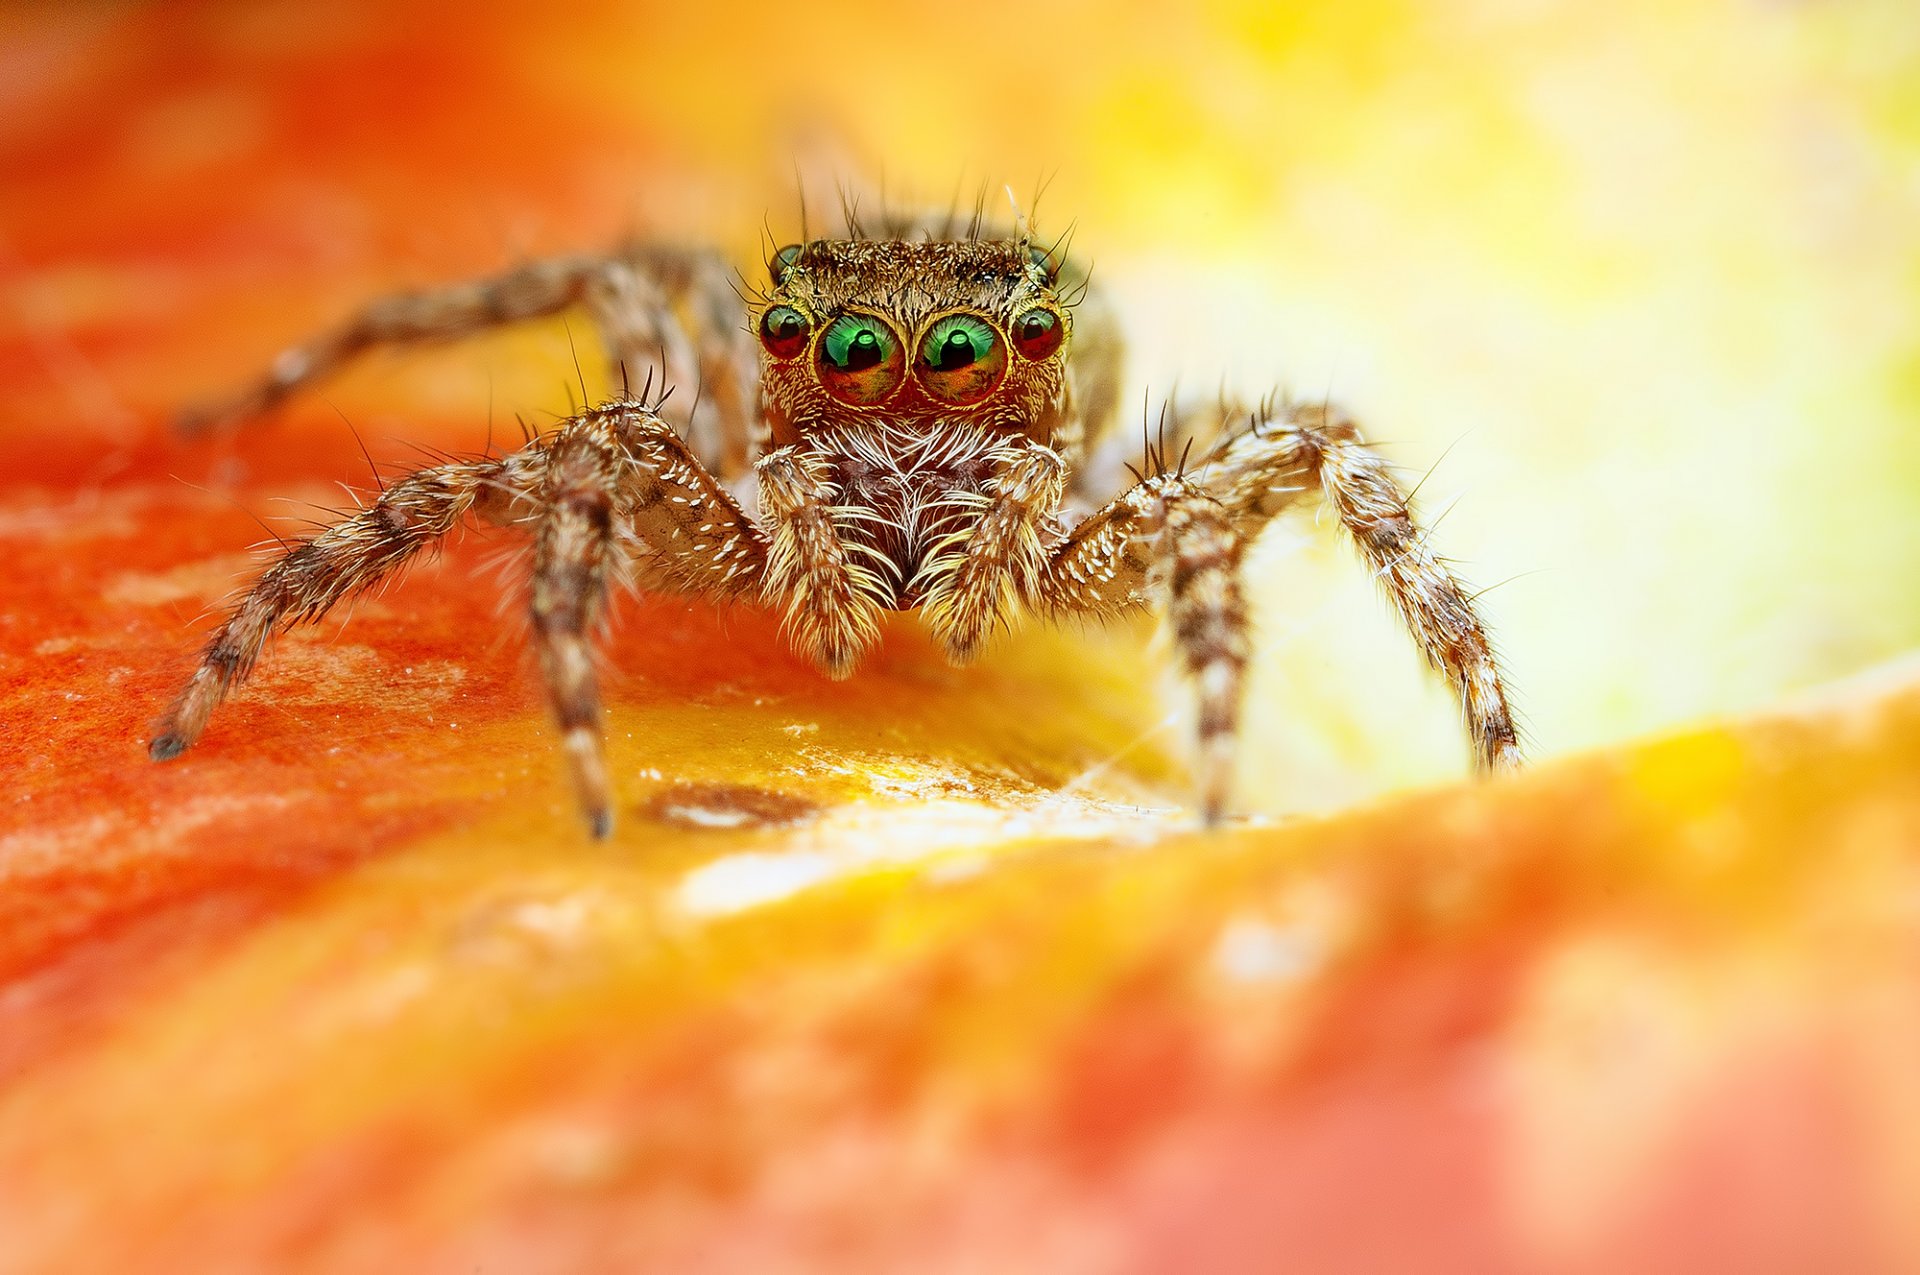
[
  {"left": 528, "top": 424, "right": 625, "bottom": 838},
  {"left": 917, "top": 439, "right": 1068, "bottom": 664},
  {"left": 526, "top": 403, "right": 772, "bottom": 835},
  {"left": 586, "top": 247, "right": 760, "bottom": 480},
  {"left": 180, "top": 246, "right": 760, "bottom": 479},
  {"left": 148, "top": 449, "right": 543, "bottom": 760},
  {"left": 155, "top": 399, "right": 769, "bottom": 838},
  {"left": 755, "top": 446, "right": 889, "bottom": 678},
  {"left": 1031, "top": 473, "right": 1250, "bottom": 823},
  {"left": 178, "top": 255, "right": 608, "bottom": 434},
  {"left": 1204, "top": 395, "right": 1522, "bottom": 774}
]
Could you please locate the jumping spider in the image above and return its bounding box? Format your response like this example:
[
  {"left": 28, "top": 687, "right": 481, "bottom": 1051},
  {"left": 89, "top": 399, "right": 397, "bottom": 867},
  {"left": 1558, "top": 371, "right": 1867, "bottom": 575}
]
[{"left": 150, "top": 206, "right": 1520, "bottom": 837}]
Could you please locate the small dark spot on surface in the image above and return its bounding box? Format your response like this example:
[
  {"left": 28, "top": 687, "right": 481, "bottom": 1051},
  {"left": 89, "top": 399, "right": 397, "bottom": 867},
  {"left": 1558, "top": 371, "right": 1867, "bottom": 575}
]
[{"left": 639, "top": 783, "right": 820, "bottom": 831}]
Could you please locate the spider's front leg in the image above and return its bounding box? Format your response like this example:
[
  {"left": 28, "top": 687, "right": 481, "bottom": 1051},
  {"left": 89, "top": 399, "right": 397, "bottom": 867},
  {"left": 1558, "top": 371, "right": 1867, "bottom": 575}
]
[
  {"left": 149, "top": 448, "right": 545, "bottom": 761},
  {"left": 1030, "top": 474, "right": 1252, "bottom": 823},
  {"left": 1032, "top": 396, "right": 1520, "bottom": 823},
  {"left": 1203, "top": 397, "right": 1522, "bottom": 776},
  {"left": 152, "top": 400, "right": 771, "bottom": 839},
  {"left": 527, "top": 406, "right": 770, "bottom": 834}
]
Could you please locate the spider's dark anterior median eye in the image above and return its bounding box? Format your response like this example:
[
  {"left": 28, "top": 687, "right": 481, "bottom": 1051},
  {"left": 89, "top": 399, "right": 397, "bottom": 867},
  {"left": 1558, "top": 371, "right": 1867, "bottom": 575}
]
[
  {"left": 1010, "top": 307, "right": 1064, "bottom": 361},
  {"left": 816, "top": 313, "right": 905, "bottom": 404},
  {"left": 916, "top": 313, "right": 1006, "bottom": 405},
  {"left": 759, "top": 305, "right": 810, "bottom": 359}
]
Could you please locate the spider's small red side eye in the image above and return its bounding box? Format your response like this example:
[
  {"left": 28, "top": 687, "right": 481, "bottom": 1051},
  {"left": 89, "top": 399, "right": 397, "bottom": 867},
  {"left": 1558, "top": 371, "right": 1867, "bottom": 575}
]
[
  {"left": 1010, "top": 307, "right": 1064, "bottom": 361},
  {"left": 760, "top": 306, "right": 810, "bottom": 359}
]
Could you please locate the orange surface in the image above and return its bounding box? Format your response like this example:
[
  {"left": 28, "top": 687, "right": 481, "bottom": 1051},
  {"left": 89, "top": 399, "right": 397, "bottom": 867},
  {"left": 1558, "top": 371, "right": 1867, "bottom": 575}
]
[{"left": 5, "top": 6, "right": 1920, "bottom": 1273}]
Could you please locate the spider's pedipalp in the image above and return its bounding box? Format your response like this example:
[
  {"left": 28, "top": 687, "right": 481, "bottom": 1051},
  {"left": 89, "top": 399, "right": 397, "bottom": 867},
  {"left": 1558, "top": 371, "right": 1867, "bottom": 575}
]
[
  {"left": 756, "top": 446, "right": 885, "bottom": 678},
  {"left": 917, "top": 440, "right": 1066, "bottom": 664}
]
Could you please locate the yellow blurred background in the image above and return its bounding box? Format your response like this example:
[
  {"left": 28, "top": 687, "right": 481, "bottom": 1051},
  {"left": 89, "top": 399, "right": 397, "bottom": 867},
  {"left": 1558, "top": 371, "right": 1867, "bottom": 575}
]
[{"left": 9, "top": 0, "right": 1920, "bottom": 811}]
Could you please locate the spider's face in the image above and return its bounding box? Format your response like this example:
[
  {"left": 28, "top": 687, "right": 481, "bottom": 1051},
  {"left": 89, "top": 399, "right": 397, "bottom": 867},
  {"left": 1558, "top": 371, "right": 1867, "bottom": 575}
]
[{"left": 754, "top": 238, "right": 1071, "bottom": 446}]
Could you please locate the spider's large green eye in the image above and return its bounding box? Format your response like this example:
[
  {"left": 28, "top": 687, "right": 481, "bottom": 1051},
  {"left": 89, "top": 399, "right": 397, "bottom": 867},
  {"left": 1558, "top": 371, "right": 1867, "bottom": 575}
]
[
  {"left": 1010, "top": 307, "right": 1064, "bottom": 361},
  {"left": 816, "top": 313, "right": 905, "bottom": 405},
  {"left": 759, "top": 305, "right": 810, "bottom": 359},
  {"left": 916, "top": 313, "right": 1006, "bottom": 405}
]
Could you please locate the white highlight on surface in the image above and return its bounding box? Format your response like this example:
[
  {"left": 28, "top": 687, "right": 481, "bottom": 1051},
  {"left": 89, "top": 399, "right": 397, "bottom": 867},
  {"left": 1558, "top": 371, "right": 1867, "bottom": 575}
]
[
  {"left": 677, "top": 851, "right": 840, "bottom": 915},
  {"left": 1210, "top": 915, "right": 1320, "bottom": 985},
  {"left": 659, "top": 801, "right": 759, "bottom": 830},
  {"left": 672, "top": 783, "right": 1180, "bottom": 920}
]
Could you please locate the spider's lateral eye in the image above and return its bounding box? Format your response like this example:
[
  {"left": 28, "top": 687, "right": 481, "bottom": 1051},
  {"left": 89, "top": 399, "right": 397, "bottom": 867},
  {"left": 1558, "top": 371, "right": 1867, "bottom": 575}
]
[
  {"left": 916, "top": 313, "right": 1006, "bottom": 406},
  {"left": 1010, "top": 307, "right": 1064, "bottom": 361},
  {"left": 816, "top": 313, "right": 905, "bottom": 405},
  {"left": 1027, "top": 244, "right": 1055, "bottom": 278},
  {"left": 771, "top": 243, "right": 803, "bottom": 283},
  {"left": 759, "top": 305, "right": 810, "bottom": 359}
]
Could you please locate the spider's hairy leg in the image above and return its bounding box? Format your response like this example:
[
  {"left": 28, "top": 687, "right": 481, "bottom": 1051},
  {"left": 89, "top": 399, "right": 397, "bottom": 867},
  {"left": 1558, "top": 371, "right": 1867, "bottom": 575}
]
[
  {"left": 528, "top": 423, "right": 624, "bottom": 839},
  {"left": 148, "top": 450, "right": 541, "bottom": 760},
  {"left": 1208, "top": 397, "right": 1522, "bottom": 774},
  {"left": 1070, "top": 392, "right": 1239, "bottom": 513},
  {"left": 531, "top": 403, "right": 772, "bottom": 837},
  {"left": 177, "top": 247, "right": 760, "bottom": 481},
  {"left": 1030, "top": 474, "right": 1250, "bottom": 824},
  {"left": 756, "top": 446, "right": 886, "bottom": 679},
  {"left": 178, "top": 255, "right": 606, "bottom": 435},
  {"left": 586, "top": 247, "right": 760, "bottom": 481},
  {"left": 917, "top": 440, "right": 1067, "bottom": 665}
]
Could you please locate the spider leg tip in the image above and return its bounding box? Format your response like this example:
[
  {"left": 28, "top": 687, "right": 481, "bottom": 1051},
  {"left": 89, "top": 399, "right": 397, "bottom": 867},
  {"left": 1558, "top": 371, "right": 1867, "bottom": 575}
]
[{"left": 148, "top": 733, "right": 188, "bottom": 762}]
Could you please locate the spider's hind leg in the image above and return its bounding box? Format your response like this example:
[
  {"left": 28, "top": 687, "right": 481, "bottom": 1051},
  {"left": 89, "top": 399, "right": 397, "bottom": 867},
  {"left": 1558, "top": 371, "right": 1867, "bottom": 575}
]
[
  {"left": 178, "top": 255, "right": 608, "bottom": 436},
  {"left": 181, "top": 245, "right": 761, "bottom": 482}
]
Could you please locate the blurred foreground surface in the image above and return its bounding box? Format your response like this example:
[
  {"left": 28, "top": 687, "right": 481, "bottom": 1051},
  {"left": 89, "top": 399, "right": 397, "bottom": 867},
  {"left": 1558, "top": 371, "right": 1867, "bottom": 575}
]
[
  {"left": 6, "top": 472, "right": 1920, "bottom": 1270},
  {"left": 5, "top": 4, "right": 1920, "bottom": 1272}
]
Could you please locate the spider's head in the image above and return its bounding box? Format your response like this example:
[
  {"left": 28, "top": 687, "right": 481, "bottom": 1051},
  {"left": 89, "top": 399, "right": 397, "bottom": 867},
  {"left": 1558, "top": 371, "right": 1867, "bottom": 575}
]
[{"left": 753, "top": 237, "right": 1071, "bottom": 445}]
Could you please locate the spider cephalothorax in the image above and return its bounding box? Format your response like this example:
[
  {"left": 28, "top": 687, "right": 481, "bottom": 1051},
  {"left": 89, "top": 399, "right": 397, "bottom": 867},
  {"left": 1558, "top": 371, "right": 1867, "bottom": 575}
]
[
  {"left": 756, "top": 237, "right": 1072, "bottom": 447},
  {"left": 152, "top": 208, "right": 1520, "bottom": 837}
]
